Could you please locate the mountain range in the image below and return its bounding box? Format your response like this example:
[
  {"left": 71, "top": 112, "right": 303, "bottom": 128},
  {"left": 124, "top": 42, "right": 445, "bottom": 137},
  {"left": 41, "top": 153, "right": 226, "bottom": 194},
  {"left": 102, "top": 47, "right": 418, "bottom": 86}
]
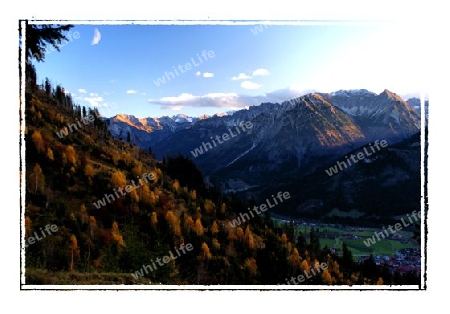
[{"left": 106, "top": 89, "right": 423, "bottom": 221}]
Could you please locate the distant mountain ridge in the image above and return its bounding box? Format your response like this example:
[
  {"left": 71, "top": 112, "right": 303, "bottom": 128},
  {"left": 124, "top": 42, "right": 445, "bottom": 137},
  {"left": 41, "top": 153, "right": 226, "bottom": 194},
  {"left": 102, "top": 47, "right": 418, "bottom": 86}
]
[
  {"left": 106, "top": 89, "right": 421, "bottom": 217},
  {"left": 107, "top": 89, "right": 421, "bottom": 147},
  {"left": 319, "top": 89, "right": 420, "bottom": 143},
  {"left": 107, "top": 112, "right": 233, "bottom": 145}
]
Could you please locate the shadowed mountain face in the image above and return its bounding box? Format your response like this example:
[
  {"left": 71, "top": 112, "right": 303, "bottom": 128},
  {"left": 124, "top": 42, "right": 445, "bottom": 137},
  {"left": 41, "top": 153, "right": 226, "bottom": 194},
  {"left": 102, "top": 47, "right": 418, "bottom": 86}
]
[{"left": 107, "top": 89, "right": 421, "bottom": 219}]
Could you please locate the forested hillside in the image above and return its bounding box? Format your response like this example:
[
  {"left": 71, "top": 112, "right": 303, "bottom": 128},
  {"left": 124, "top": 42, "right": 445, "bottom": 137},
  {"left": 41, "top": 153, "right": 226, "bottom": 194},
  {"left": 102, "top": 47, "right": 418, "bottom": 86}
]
[{"left": 22, "top": 24, "right": 419, "bottom": 286}]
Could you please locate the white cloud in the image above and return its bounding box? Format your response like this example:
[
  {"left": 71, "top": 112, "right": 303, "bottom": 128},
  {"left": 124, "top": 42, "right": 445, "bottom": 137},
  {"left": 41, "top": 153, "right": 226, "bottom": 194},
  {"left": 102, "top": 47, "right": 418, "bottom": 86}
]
[
  {"left": 84, "top": 96, "right": 103, "bottom": 106},
  {"left": 232, "top": 73, "right": 251, "bottom": 81},
  {"left": 149, "top": 92, "right": 242, "bottom": 109},
  {"left": 147, "top": 86, "right": 398, "bottom": 111},
  {"left": 203, "top": 72, "right": 214, "bottom": 78},
  {"left": 252, "top": 68, "right": 270, "bottom": 76},
  {"left": 78, "top": 89, "right": 87, "bottom": 94},
  {"left": 91, "top": 28, "right": 101, "bottom": 45},
  {"left": 147, "top": 86, "right": 331, "bottom": 110},
  {"left": 195, "top": 71, "right": 202, "bottom": 77},
  {"left": 89, "top": 92, "right": 98, "bottom": 97},
  {"left": 168, "top": 106, "right": 184, "bottom": 111},
  {"left": 241, "top": 81, "right": 262, "bottom": 89},
  {"left": 126, "top": 90, "right": 137, "bottom": 94},
  {"left": 148, "top": 89, "right": 304, "bottom": 110}
]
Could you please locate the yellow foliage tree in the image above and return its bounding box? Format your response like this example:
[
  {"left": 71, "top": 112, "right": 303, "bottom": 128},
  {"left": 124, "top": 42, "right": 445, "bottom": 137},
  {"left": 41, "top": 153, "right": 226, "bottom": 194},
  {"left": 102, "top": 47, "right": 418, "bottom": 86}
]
[
  {"left": 112, "top": 153, "right": 120, "bottom": 165},
  {"left": 165, "top": 210, "right": 181, "bottom": 237},
  {"left": 111, "top": 221, "right": 125, "bottom": 247},
  {"left": 220, "top": 202, "right": 226, "bottom": 214},
  {"left": 376, "top": 277, "right": 384, "bottom": 285},
  {"left": 131, "top": 161, "right": 143, "bottom": 176},
  {"left": 322, "top": 269, "right": 332, "bottom": 284},
  {"left": 84, "top": 164, "right": 95, "bottom": 178},
  {"left": 184, "top": 215, "right": 194, "bottom": 233},
  {"left": 244, "top": 257, "right": 258, "bottom": 276},
  {"left": 61, "top": 153, "right": 67, "bottom": 166},
  {"left": 32, "top": 130, "right": 45, "bottom": 153},
  {"left": 110, "top": 170, "right": 126, "bottom": 188},
  {"left": 211, "top": 220, "right": 219, "bottom": 235},
  {"left": 120, "top": 152, "right": 132, "bottom": 166},
  {"left": 28, "top": 163, "right": 45, "bottom": 194},
  {"left": 139, "top": 184, "right": 151, "bottom": 205},
  {"left": 203, "top": 199, "right": 215, "bottom": 214},
  {"left": 172, "top": 179, "right": 180, "bottom": 192},
  {"left": 212, "top": 238, "right": 220, "bottom": 250},
  {"left": 247, "top": 233, "right": 255, "bottom": 249},
  {"left": 46, "top": 148, "right": 54, "bottom": 161},
  {"left": 65, "top": 145, "right": 77, "bottom": 165},
  {"left": 25, "top": 216, "right": 32, "bottom": 238},
  {"left": 89, "top": 216, "right": 98, "bottom": 238},
  {"left": 194, "top": 218, "right": 204, "bottom": 236},
  {"left": 286, "top": 242, "right": 292, "bottom": 252},
  {"left": 169, "top": 257, "right": 179, "bottom": 278},
  {"left": 301, "top": 260, "right": 310, "bottom": 273},
  {"left": 331, "top": 260, "right": 340, "bottom": 275},
  {"left": 236, "top": 227, "right": 244, "bottom": 242},
  {"left": 69, "top": 234, "right": 79, "bottom": 271},
  {"left": 196, "top": 206, "right": 202, "bottom": 219},
  {"left": 153, "top": 186, "right": 162, "bottom": 197},
  {"left": 148, "top": 187, "right": 157, "bottom": 205},
  {"left": 79, "top": 204, "right": 88, "bottom": 225},
  {"left": 200, "top": 242, "right": 212, "bottom": 260},
  {"left": 190, "top": 190, "right": 196, "bottom": 200},
  {"left": 281, "top": 233, "right": 288, "bottom": 244},
  {"left": 288, "top": 248, "right": 302, "bottom": 269},
  {"left": 244, "top": 225, "right": 254, "bottom": 249},
  {"left": 227, "top": 227, "right": 237, "bottom": 242},
  {"left": 130, "top": 189, "right": 139, "bottom": 204}
]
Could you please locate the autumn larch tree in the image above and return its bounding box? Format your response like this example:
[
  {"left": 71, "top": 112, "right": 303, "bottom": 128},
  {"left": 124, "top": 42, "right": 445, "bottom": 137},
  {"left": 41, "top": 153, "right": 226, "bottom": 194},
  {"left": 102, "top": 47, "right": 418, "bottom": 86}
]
[{"left": 69, "top": 234, "right": 79, "bottom": 271}]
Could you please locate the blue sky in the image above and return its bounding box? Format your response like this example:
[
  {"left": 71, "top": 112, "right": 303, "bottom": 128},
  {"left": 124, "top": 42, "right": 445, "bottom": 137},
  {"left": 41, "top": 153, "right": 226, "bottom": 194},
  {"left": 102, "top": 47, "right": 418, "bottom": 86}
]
[{"left": 32, "top": 22, "right": 425, "bottom": 118}]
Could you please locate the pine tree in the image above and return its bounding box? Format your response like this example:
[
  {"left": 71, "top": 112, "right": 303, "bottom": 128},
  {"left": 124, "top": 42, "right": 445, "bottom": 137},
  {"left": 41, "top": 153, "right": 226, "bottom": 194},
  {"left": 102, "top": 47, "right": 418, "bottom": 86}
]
[
  {"left": 44, "top": 78, "right": 52, "bottom": 96},
  {"left": 25, "top": 24, "right": 74, "bottom": 63}
]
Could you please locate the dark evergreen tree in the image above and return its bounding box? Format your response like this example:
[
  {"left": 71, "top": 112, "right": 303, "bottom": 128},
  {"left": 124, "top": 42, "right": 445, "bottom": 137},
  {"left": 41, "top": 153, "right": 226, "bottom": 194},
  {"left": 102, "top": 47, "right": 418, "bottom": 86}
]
[
  {"left": 45, "top": 78, "right": 52, "bottom": 96},
  {"left": 55, "top": 85, "right": 64, "bottom": 104},
  {"left": 26, "top": 64, "right": 37, "bottom": 92},
  {"left": 296, "top": 231, "right": 307, "bottom": 252},
  {"left": 25, "top": 24, "right": 73, "bottom": 63},
  {"left": 309, "top": 228, "right": 321, "bottom": 257},
  {"left": 341, "top": 242, "right": 354, "bottom": 277}
]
